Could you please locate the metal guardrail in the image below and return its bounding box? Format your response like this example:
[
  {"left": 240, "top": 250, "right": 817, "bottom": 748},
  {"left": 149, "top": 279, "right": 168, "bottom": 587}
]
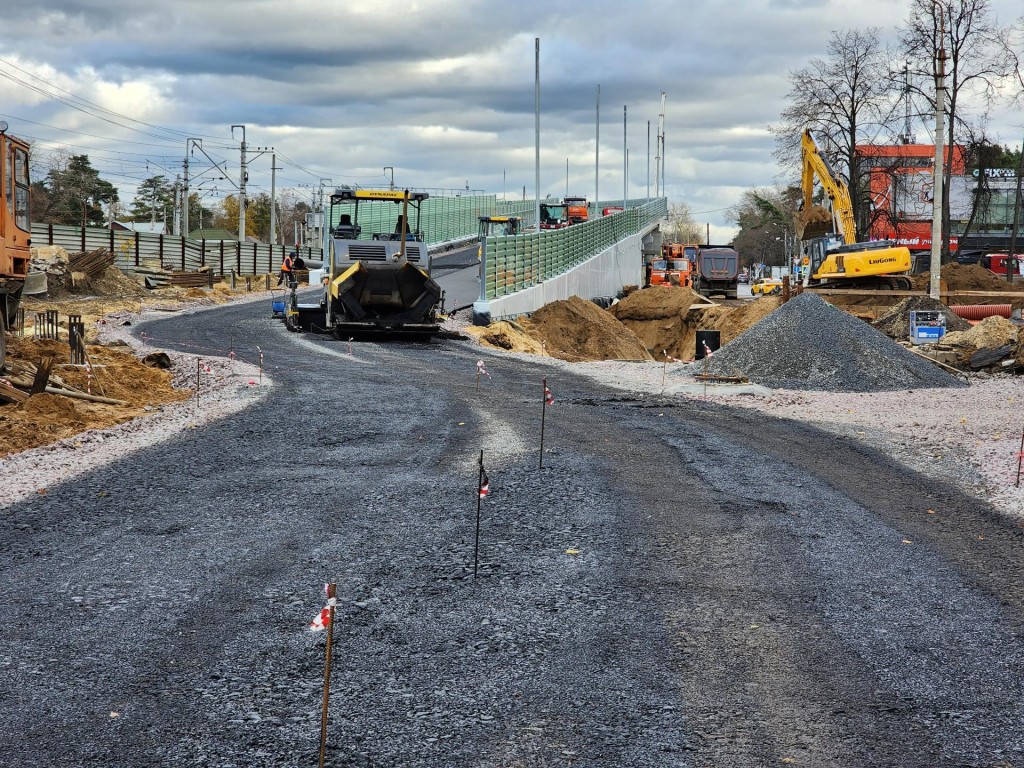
[{"left": 480, "top": 198, "right": 667, "bottom": 299}]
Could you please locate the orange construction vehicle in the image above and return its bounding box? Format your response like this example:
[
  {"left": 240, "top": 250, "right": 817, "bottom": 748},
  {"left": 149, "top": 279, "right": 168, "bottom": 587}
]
[
  {"left": 647, "top": 243, "right": 693, "bottom": 287},
  {"left": 563, "top": 196, "right": 589, "bottom": 225},
  {"left": 0, "top": 122, "right": 31, "bottom": 368}
]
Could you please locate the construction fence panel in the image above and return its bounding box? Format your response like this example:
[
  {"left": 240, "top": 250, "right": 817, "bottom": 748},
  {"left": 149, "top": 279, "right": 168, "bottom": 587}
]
[
  {"left": 30, "top": 224, "right": 323, "bottom": 277},
  {"left": 481, "top": 198, "right": 666, "bottom": 300}
]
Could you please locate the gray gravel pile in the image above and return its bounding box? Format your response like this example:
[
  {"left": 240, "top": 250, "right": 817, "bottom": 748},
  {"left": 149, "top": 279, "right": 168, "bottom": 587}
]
[{"left": 689, "top": 291, "right": 967, "bottom": 392}]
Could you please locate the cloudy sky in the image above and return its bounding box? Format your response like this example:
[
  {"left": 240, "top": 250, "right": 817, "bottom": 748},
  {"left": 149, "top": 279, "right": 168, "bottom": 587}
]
[{"left": 2, "top": 0, "right": 1022, "bottom": 241}]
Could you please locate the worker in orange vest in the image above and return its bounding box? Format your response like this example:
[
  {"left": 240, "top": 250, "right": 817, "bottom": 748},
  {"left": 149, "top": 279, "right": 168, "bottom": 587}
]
[{"left": 277, "top": 249, "right": 296, "bottom": 286}]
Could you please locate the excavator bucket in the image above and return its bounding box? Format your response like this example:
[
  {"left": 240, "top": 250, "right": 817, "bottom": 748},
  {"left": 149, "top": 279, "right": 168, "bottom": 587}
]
[{"left": 329, "top": 261, "right": 442, "bottom": 336}]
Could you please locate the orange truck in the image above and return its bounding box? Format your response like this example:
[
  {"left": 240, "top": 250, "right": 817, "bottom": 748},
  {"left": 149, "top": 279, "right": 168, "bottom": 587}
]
[
  {"left": 0, "top": 122, "right": 32, "bottom": 368},
  {"left": 647, "top": 243, "right": 693, "bottom": 287},
  {"left": 563, "top": 196, "right": 589, "bottom": 225}
]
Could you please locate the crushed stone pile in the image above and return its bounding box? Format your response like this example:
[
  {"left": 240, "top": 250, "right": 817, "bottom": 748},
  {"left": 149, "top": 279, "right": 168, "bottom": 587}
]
[
  {"left": 689, "top": 292, "right": 967, "bottom": 392},
  {"left": 521, "top": 295, "right": 652, "bottom": 362},
  {"left": 873, "top": 295, "right": 971, "bottom": 340}
]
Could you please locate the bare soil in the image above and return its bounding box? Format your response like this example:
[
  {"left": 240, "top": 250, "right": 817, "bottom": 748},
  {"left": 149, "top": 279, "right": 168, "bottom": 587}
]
[{"left": 1, "top": 271, "right": 283, "bottom": 458}]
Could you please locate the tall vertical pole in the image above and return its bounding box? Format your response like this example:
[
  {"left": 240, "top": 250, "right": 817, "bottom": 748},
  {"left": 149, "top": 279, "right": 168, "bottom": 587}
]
[
  {"left": 647, "top": 120, "right": 651, "bottom": 201},
  {"left": 623, "top": 105, "right": 627, "bottom": 210},
  {"left": 270, "top": 152, "right": 278, "bottom": 246},
  {"left": 595, "top": 84, "right": 600, "bottom": 208},
  {"left": 539, "top": 378, "right": 548, "bottom": 469},
  {"left": 929, "top": 27, "right": 946, "bottom": 300},
  {"left": 233, "top": 125, "right": 247, "bottom": 242},
  {"left": 565, "top": 158, "right": 568, "bottom": 198},
  {"left": 656, "top": 92, "right": 666, "bottom": 198},
  {"left": 182, "top": 144, "right": 189, "bottom": 238},
  {"left": 534, "top": 38, "right": 541, "bottom": 232},
  {"left": 1007, "top": 132, "right": 1024, "bottom": 284}
]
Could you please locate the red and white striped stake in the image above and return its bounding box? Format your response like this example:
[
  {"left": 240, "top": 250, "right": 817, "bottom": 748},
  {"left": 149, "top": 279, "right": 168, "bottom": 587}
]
[
  {"left": 84, "top": 359, "right": 93, "bottom": 395},
  {"left": 347, "top": 337, "right": 354, "bottom": 355},
  {"left": 196, "top": 358, "right": 201, "bottom": 410},
  {"left": 539, "top": 378, "right": 554, "bottom": 469},
  {"left": 257, "top": 345, "right": 264, "bottom": 384},
  {"left": 313, "top": 582, "right": 337, "bottom": 768}
]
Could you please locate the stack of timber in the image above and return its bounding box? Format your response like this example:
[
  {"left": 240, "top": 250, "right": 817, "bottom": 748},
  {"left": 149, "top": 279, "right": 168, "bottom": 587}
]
[
  {"left": 67, "top": 248, "right": 116, "bottom": 278},
  {"left": 130, "top": 258, "right": 214, "bottom": 289}
]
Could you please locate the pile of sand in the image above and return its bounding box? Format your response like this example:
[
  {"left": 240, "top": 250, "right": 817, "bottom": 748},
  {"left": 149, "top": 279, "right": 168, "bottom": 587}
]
[
  {"left": 469, "top": 320, "right": 547, "bottom": 355},
  {"left": 1, "top": 336, "right": 190, "bottom": 458},
  {"left": 942, "top": 315, "right": 1019, "bottom": 351},
  {"left": 520, "top": 296, "right": 652, "bottom": 362},
  {"left": 609, "top": 286, "right": 703, "bottom": 361}
]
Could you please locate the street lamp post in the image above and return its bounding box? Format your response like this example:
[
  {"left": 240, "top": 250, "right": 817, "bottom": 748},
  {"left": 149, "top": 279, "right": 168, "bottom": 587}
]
[{"left": 384, "top": 167, "right": 394, "bottom": 191}]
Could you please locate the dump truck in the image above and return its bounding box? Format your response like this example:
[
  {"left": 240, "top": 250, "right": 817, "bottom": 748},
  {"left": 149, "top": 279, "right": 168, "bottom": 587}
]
[
  {"left": 289, "top": 188, "right": 442, "bottom": 338},
  {"left": 694, "top": 245, "right": 739, "bottom": 299},
  {"left": 0, "top": 123, "right": 32, "bottom": 369},
  {"left": 563, "top": 196, "right": 589, "bottom": 225}
]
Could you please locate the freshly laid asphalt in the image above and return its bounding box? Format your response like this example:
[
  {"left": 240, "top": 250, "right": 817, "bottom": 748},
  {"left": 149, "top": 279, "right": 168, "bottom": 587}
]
[{"left": 2, "top": 294, "right": 1024, "bottom": 767}]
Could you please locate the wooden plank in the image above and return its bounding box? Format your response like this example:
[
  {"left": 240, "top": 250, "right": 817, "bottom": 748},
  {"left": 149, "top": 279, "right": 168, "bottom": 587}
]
[
  {"left": 31, "top": 357, "right": 53, "bottom": 395},
  {"left": 0, "top": 380, "right": 29, "bottom": 403}
]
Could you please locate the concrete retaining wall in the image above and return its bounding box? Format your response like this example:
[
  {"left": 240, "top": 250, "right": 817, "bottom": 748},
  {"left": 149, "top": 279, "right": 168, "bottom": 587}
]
[{"left": 473, "top": 222, "right": 660, "bottom": 323}]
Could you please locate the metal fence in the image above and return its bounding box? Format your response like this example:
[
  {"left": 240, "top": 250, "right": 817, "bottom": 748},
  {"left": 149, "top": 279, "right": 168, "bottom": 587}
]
[
  {"left": 481, "top": 198, "right": 667, "bottom": 299},
  {"left": 30, "top": 223, "right": 319, "bottom": 276}
]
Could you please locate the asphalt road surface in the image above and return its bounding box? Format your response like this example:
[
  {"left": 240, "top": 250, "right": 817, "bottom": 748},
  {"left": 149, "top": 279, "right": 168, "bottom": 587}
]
[{"left": 2, "top": 297, "right": 1024, "bottom": 767}]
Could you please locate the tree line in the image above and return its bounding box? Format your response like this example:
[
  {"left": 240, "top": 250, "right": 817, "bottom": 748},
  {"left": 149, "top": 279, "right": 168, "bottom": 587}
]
[
  {"left": 731, "top": 0, "right": 1024, "bottom": 266},
  {"left": 28, "top": 151, "right": 312, "bottom": 245}
]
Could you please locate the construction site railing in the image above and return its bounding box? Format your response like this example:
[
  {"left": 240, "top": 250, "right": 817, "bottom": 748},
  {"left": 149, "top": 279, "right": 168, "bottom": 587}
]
[{"left": 481, "top": 198, "right": 667, "bottom": 299}]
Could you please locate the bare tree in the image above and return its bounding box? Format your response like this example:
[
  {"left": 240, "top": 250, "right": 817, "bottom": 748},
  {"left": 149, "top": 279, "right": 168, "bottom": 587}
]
[
  {"left": 662, "top": 202, "right": 704, "bottom": 244},
  {"left": 771, "top": 27, "right": 897, "bottom": 239},
  {"left": 1001, "top": 15, "right": 1024, "bottom": 109},
  {"left": 900, "top": 0, "right": 1010, "bottom": 260}
]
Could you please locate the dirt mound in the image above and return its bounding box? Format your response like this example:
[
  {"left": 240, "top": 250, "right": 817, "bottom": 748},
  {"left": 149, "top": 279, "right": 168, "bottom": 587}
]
[
  {"left": 609, "top": 286, "right": 703, "bottom": 361},
  {"left": 873, "top": 296, "right": 971, "bottom": 340},
  {"left": 942, "top": 315, "right": 1019, "bottom": 351},
  {"left": 1, "top": 335, "right": 190, "bottom": 458},
  {"left": 464, "top": 321, "right": 547, "bottom": 355},
  {"left": 692, "top": 292, "right": 965, "bottom": 392},
  {"left": 522, "top": 296, "right": 652, "bottom": 362},
  {"left": 87, "top": 265, "right": 146, "bottom": 297},
  {"left": 611, "top": 285, "right": 703, "bottom": 321}
]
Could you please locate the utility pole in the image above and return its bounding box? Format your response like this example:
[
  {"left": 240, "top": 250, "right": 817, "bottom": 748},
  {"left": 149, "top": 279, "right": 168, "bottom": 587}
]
[
  {"left": 173, "top": 175, "right": 181, "bottom": 236},
  {"left": 232, "top": 124, "right": 247, "bottom": 242},
  {"left": 655, "top": 92, "right": 666, "bottom": 198},
  {"left": 1007, "top": 132, "right": 1024, "bottom": 284},
  {"left": 182, "top": 138, "right": 201, "bottom": 238},
  {"left": 929, "top": 28, "right": 946, "bottom": 300},
  {"left": 534, "top": 37, "right": 541, "bottom": 232},
  {"left": 270, "top": 152, "right": 279, "bottom": 245},
  {"left": 647, "top": 120, "right": 650, "bottom": 201},
  {"left": 622, "top": 105, "right": 627, "bottom": 210},
  {"left": 595, "top": 84, "right": 600, "bottom": 208}
]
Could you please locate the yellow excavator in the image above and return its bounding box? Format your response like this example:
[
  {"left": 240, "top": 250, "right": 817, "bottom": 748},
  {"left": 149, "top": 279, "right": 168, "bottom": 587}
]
[{"left": 798, "top": 130, "right": 913, "bottom": 290}]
